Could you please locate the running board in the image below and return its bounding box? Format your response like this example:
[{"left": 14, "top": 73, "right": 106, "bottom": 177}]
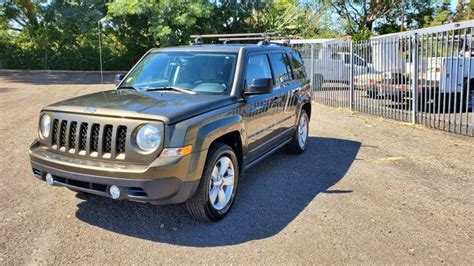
[{"left": 244, "top": 138, "right": 292, "bottom": 171}]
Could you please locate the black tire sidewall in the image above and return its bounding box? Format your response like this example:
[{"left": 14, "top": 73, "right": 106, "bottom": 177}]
[
  {"left": 201, "top": 144, "right": 239, "bottom": 219},
  {"left": 296, "top": 110, "right": 309, "bottom": 152}
]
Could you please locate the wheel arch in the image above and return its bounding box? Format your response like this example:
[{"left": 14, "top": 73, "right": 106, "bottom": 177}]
[
  {"left": 301, "top": 101, "right": 312, "bottom": 120},
  {"left": 209, "top": 131, "right": 243, "bottom": 174}
]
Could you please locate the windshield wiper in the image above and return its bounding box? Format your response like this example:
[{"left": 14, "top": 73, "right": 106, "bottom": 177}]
[
  {"left": 145, "top": 86, "right": 196, "bottom": 94},
  {"left": 117, "top": 85, "right": 138, "bottom": 90}
]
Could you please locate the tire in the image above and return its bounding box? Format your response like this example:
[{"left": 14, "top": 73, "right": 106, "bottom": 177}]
[
  {"left": 185, "top": 143, "right": 239, "bottom": 222},
  {"left": 287, "top": 110, "right": 309, "bottom": 154}
]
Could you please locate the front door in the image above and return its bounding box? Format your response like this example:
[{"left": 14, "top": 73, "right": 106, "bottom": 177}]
[
  {"left": 244, "top": 51, "right": 299, "bottom": 163},
  {"left": 243, "top": 52, "right": 279, "bottom": 163}
]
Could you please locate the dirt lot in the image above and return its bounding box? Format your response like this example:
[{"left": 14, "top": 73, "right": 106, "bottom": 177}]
[{"left": 0, "top": 71, "right": 472, "bottom": 264}]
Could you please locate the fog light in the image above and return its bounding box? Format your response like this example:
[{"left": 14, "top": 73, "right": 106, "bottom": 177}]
[
  {"left": 109, "top": 185, "right": 121, "bottom": 199},
  {"left": 45, "top": 173, "right": 54, "bottom": 186}
]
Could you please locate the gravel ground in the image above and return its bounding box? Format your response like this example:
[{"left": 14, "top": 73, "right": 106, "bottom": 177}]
[{"left": 0, "top": 72, "right": 473, "bottom": 264}]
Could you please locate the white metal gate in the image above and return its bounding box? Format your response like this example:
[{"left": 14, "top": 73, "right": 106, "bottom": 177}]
[{"left": 295, "top": 21, "right": 474, "bottom": 136}]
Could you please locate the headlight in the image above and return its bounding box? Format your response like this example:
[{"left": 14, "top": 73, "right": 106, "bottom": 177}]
[
  {"left": 136, "top": 124, "right": 161, "bottom": 152},
  {"left": 40, "top": 114, "right": 51, "bottom": 138}
]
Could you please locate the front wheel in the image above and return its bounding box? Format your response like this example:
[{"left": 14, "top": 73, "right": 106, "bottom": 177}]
[
  {"left": 185, "top": 143, "right": 239, "bottom": 222},
  {"left": 287, "top": 110, "right": 309, "bottom": 154}
]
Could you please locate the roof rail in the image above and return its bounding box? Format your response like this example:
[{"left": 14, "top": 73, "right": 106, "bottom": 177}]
[
  {"left": 190, "top": 32, "right": 288, "bottom": 45},
  {"left": 258, "top": 36, "right": 291, "bottom": 46}
]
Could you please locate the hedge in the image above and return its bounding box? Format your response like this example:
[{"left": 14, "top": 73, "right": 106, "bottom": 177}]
[{"left": 0, "top": 43, "right": 147, "bottom": 71}]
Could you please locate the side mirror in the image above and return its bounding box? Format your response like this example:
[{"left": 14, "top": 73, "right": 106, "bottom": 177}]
[
  {"left": 115, "top": 74, "right": 125, "bottom": 86},
  {"left": 244, "top": 78, "right": 273, "bottom": 96}
]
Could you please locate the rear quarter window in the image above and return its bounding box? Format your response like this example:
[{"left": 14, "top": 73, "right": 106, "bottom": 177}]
[{"left": 289, "top": 52, "right": 307, "bottom": 80}]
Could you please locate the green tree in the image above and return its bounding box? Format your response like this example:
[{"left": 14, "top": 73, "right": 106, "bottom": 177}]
[
  {"left": 454, "top": 0, "right": 474, "bottom": 21},
  {"left": 430, "top": 0, "right": 453, "bottom": 26},
  {"left": 327, "top": 0, "right": 400, "bottom": 36},
  {"left": 374, "top": 0, "right": 439, "bottom": 34},
  {"left": 0, "top": 0, "right": 341, "bottom": 70},
  {"left": 107, "top": 0, "right": 213, "bottom": 47}
]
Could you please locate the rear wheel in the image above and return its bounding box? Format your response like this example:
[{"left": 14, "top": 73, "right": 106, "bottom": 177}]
[
  {"left": 287, "top": 110, "right": 309, "bottom": 154},
  {"left": 185, "top": 143, "right": 239, "bottom": 222}
]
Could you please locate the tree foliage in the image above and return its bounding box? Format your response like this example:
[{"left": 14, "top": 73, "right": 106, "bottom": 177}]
[
  {"left": 0, "top": 0, "right": 472, "bottom": 70},
  {"left": 328, "top": 0, "right": 400, "bottom": 35}
]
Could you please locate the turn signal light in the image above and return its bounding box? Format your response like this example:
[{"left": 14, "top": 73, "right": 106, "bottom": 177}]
[{"left": 161, "top": 145, "right": 193, "bottom": 157}]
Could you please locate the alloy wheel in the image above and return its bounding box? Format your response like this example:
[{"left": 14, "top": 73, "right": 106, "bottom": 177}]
[{"left": 208, "top": 156, "right": 235, "bottom": 210}]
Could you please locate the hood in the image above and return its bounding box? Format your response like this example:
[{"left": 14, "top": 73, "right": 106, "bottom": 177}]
[{"left": 44, "top": 89, "right": 237, "bottom": 124}]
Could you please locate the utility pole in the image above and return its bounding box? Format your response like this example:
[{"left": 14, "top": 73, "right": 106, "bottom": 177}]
[{"left": 98, "top": 20, "right": 104, "bottom": 84}]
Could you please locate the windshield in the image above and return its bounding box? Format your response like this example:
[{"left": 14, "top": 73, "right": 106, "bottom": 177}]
[{"left": 121, "top": 51, "right": 237, "bottom": 95}]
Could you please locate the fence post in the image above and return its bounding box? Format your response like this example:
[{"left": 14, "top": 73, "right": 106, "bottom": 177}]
[
  {"left": 349, "top": 41, "right": 354, "bottom": 110},
  {"left": 411, "top": 34, "right": 419, "bottom": 124},
  {"left": 310, "top": 44, "right": 315, "bottom": 96}
]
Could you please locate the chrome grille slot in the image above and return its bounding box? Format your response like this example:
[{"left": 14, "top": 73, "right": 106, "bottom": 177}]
[
  {"left": 78, "top": 122, "right": 88, "bottom": 152},
  {"left": 59, "top": 120, "right": 68, "bottom": 148},
  {"left": 90, "top": 124, "right": 100, "bottom": 153},
  {"left": 116, "top": 126, "right": 127, "bottom": 154},
  {"left": 69, "top": 121, "right": 77, "bottom": 150},
  {"left": 103, "top": 125, "right": 113, "bottom": 154},
  {"left": 51, "top": 119, "right": 59, "bottom": 146}
]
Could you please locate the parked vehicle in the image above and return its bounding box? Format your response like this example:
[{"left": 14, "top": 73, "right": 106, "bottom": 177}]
[
  {"left": 376, "top": 57, "right": 474, "bottom": 111},
  {"left": 28, "top": 41, "right": 312, "bottom": 221},
  {"left": 310, "top": 48, "right": 371, "bottom": 86},
  {"left": 373, "top": 32, "right": 474, "bottom": 111},
  {"left": 416, "top": 56, "right": 473, "bottom": 110},
  {"left": 353, "top": 70, "right": 383, "bottom": 97}
]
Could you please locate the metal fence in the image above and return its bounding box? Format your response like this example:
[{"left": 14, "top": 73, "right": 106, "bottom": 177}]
[{"left": 295, "top": 21, "right": 474, "bottom": 136}]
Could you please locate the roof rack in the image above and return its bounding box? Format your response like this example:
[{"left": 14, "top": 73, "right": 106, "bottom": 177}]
[{"left": 190, "top": 32, "right": 290, "bottom": 46}]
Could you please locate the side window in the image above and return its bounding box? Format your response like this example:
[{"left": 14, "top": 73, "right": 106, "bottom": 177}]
[
  {"left": 289, "top": 52, "right": 306, "bottom": 79},
  {"left": 269, "top": 53, "right": 292, "bottom": 84},
  {"left": 245, "top": 54, "right": 272, "bottom": 87}
]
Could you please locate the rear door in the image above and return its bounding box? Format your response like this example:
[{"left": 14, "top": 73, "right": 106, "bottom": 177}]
[
  {"left": 286, "top": 51, "right": 309, "bottom": 126},
  {"left": 267, "top": 51, "right": 301, "bottom": 138}
]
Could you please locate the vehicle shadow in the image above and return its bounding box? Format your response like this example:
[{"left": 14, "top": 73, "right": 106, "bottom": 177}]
[{"left": 75, "top": 136, "right": 361, "bottom": 247}]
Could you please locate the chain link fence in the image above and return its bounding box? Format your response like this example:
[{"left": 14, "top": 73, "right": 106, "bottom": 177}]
[{"left": 295, "top": 21, "right": 474, "bottom": 136}]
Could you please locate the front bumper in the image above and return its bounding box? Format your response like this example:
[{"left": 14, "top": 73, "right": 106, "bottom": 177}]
[{"left": 29, "top": 141, "right": 205, "bottom": 204}]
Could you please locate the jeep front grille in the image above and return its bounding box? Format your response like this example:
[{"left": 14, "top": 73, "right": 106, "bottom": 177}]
[{"left": 51, "top": 119, "right": 127, "bottom": 160}]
